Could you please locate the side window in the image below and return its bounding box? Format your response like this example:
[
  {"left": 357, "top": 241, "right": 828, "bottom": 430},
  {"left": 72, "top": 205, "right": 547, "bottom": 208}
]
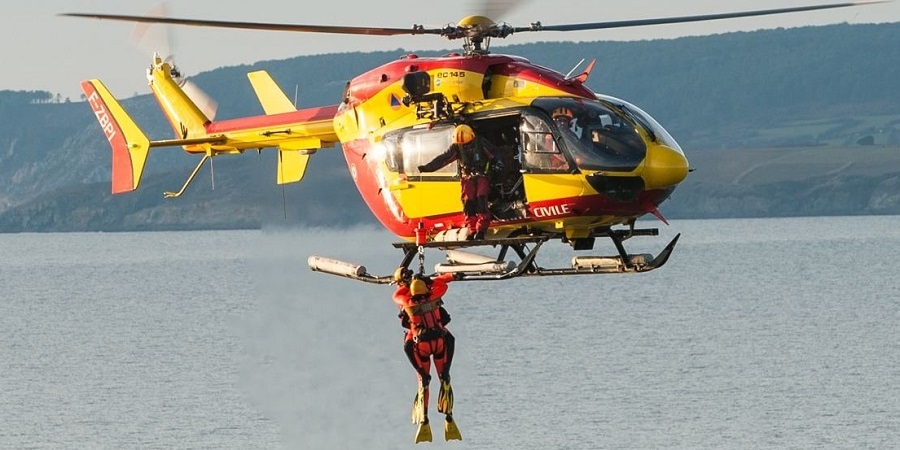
[
  {"left": 520, "top": 115, "right": 569, "bottom": 172},
  {"left": 383, "top": 126, "right": 457, "bottom": 175},
  {"left": 383, "top": 135, "right": 403, "bottom": 171},
  {"left": 402, "top": 126, "right": 457, "bottom": 175}
]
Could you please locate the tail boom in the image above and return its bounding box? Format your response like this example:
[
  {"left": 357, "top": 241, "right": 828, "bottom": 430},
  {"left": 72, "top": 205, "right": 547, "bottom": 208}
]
[{"left": 83, "top": 55, "right": 343, "bottom": 196}]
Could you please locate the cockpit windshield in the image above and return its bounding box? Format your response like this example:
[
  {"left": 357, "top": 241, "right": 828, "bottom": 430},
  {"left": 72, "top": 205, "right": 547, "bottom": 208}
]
[
  {"left": 596, "top": 94, "right": 683, "bottom": 155},
  {"left": 527, "top": 97, "right": 679, "bottom": 172}
]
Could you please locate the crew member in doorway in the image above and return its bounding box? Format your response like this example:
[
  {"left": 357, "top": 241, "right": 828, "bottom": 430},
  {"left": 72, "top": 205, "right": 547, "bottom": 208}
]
[{"left": 418, "top": 124, "right": 502, "bottom": 240}]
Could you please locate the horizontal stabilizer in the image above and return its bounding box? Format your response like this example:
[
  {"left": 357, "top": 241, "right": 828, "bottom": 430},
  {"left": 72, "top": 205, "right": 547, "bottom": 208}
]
[{"left": 81, "top": 79, "right": 150, "bottom": 194}]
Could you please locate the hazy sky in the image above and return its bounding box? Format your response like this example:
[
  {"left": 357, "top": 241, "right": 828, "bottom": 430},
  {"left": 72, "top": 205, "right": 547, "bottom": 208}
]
[{"left": 5, "top": 1, "right": 899, "bottom": 100}]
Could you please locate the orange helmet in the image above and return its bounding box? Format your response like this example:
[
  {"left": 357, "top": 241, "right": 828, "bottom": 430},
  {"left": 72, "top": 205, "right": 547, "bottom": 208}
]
[
  {"left": 552, "top": 107, "right": 574, "bottom": 121},
  {"left": 453, "top": 124, "right": 475, "bottom": 145}
]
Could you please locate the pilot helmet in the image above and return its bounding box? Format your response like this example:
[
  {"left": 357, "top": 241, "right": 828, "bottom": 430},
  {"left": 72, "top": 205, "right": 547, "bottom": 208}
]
[
  {"left": 551, "top": 107, "right": 574, "bottom": 125},
  {"left": 453, "top": 124, "right": 475, "bottom": 145}
]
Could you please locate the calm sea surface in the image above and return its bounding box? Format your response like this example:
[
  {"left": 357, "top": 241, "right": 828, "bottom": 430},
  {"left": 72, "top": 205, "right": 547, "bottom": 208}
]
[{"left": 1, "top": 216, "right": 898, "bottom": 449}]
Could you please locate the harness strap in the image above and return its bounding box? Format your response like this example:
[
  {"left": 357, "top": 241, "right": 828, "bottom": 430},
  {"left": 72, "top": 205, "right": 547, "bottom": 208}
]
[
  {"left": 404, "top": 298, "right": 442, "bottom": 317},
  {"left": 413, "top": 327, "right": 447, "bottom": 343}
]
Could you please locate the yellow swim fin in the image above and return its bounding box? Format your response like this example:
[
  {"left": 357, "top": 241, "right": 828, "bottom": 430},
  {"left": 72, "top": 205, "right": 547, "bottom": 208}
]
[
  {"left": 414, "top": 420, "right": 433, "bottom": 444},
  {"left": 444, "top": 415, "right": 462, "bottom": 441}
]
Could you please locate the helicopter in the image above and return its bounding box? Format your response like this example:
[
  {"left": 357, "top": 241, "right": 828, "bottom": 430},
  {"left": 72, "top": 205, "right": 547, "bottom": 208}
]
[{"left": 64, "top": 1, "right": 882, "bottom": 284}]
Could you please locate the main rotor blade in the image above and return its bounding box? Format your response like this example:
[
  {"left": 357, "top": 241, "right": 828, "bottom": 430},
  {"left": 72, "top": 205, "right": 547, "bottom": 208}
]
[
  {"left": 511, "top": 1, "right": 887, "bottom": 34},
  {"left": 60, "top": 13, "right": 446, "bottom": 37},
  {"left": 62, "top": 1, "right": 886, "bottom": 42}
]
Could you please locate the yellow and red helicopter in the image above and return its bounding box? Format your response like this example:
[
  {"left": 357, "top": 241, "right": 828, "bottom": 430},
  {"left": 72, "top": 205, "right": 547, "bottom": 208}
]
[{"left": 65, "top": 1, "right": 880, "bottom": 283}]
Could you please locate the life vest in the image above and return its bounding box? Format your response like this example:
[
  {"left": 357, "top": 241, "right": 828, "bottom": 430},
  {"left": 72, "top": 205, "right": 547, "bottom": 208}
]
[{"left": 404, "top": 295, "right": 446, "bottom": 342}]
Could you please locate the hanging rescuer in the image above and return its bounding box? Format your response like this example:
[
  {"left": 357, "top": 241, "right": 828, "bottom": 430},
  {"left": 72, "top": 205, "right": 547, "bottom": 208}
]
[{"left": 391, "top": 267, "right": 462, "bottom": 443}]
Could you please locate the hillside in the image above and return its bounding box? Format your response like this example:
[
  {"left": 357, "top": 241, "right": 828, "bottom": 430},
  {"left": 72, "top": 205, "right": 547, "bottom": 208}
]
[
  {"left": 1, "top": 22, "right": 899, "bottom": 232},
  {"left": 666, "top": 146, "right": 900, "bottom": 218}
]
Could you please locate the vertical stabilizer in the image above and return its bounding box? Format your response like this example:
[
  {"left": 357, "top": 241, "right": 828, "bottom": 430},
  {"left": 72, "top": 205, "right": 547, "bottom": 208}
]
[
  {"left": 277, "top": 150, "right": 310, "bottom": 184},
  {"left": 81, "top": 79, "right": 150, "bottom": 194},
  {"left": 248, "top": 70, "right": 311, "bottom": 184},
  {"left": 248, "top": 70, "right": 297, "bottom": 114}
]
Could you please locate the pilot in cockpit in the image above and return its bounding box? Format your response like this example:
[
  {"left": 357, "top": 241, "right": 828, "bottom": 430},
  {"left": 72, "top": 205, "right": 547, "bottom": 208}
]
[
  {"left": 522, "top": 116, "right": 569, "bottom": 171},
  {"left": 551, "top": 107, "right": 582, "bottom": 140}
]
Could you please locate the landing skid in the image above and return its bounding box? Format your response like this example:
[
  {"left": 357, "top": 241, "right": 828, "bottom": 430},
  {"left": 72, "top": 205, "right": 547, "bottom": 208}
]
[{"left": 308, "top": 227, "right": 680, "bottom": 284}]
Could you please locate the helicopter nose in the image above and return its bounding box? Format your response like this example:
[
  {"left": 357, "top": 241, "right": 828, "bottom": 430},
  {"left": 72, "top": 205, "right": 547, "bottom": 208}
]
[{"left": 642, "top": 144, "right": 689, "bottom": 190}]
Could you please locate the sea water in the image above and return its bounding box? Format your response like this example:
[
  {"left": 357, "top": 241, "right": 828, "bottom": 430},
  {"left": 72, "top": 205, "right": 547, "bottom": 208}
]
[{"left": 1, "top": 216, "right": 898, "bottom": 449}]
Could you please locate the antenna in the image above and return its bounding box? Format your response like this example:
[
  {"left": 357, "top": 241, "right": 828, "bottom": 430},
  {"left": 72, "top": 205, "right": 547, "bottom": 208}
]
[
  {"left": 282, "top": 185, "right": 288, "bottom": 219},
  {"left": 565, "top": 59, "right": 585, "bottom": 79},
  {"left": 209, "top": 154, "right": 215, "bottom": 190}
]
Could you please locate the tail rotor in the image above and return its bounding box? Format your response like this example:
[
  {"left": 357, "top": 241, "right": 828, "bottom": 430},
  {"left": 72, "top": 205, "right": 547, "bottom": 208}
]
[{"left": 129, "top": 1, "right": 218, "bottom": 121}]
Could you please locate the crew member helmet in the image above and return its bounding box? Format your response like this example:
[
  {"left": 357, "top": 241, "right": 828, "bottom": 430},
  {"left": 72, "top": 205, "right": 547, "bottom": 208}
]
[
  {"left": 453, "top": 124, "right": 475, "bottom": 145},
  {"left": 552, "top": 107, "right": 574, "bottom": 120},
  {"left": 409, "top": 277, "right": 429, "bottom": 296},
  {"left": 393, "top": 267, "right": 413, "bottom": 285}
]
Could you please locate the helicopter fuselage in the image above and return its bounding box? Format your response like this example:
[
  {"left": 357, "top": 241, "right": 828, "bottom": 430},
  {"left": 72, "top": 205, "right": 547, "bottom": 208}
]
[{"left": 332, "top": 53, "right": 689, "bottom": 242}]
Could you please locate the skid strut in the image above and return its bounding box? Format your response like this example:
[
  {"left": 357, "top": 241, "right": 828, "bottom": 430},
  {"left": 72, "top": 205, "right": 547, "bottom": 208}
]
[{"left": 308, "top": 229, "right": 680, "bottom": 283}]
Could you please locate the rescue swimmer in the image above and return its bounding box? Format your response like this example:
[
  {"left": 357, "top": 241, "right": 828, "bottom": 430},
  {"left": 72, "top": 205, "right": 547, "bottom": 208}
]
[{"left": 392, "top": 267, "right": 462, "bottom": 443}]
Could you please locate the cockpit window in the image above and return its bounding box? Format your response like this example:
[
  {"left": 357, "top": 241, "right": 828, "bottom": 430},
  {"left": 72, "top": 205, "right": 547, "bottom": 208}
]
[
  {"left": 596, "top": 94, "right": 683, "bottom": 155},
  {"left": 531, "top": 98, "right": 650, "bottom": 171}
]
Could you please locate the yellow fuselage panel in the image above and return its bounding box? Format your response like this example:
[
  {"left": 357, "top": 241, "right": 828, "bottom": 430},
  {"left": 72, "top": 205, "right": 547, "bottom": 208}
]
[
  {"left": 429, "top": 68, "right": 484, "bottom": 102},
  {"left": 639, "top": 142, "right": 690, "bottom": 190},
  {"left": 487, "top": 74, "right": 578, "bottom": 99},
  {"left": 521, "top": 173, "right": 587, "bottom": 203},
  {"left": 334, "top": 105, "right": 361, "bottom": 142},
  {"left": 464, "top": 97, "right": 533, "bottom": 114},
  {"left": 391, "top": 178, "right": 462, "bottom": 219}
]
